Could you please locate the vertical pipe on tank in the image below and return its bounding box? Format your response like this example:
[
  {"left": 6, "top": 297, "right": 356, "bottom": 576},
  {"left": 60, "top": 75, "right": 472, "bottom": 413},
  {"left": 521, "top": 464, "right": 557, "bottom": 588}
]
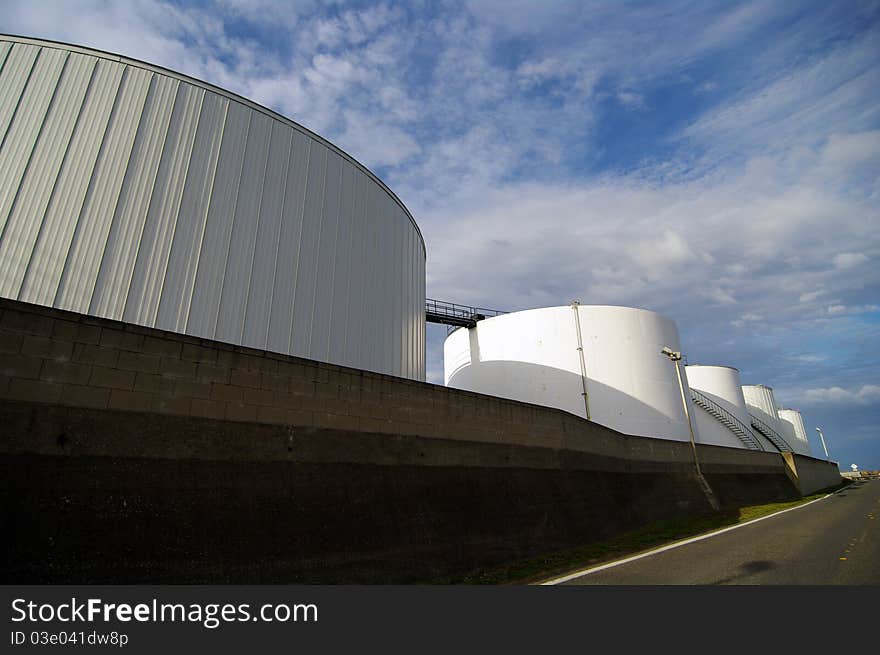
[{"left": 571, "top": 301, "right": 591, "bottom": 420}]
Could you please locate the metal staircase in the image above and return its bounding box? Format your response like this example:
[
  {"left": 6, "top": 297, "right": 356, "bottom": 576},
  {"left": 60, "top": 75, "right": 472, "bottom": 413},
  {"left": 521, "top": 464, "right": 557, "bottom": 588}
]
[
  {"left": 748, "top": 413, "right": 794, "bottom": 453},
  {"left": 690, "top": 389, "right": 764, "bottom": 451}
]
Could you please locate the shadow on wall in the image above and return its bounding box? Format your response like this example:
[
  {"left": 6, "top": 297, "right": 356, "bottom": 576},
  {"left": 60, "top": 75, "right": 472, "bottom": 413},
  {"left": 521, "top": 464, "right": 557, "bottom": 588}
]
[{"left": 448, "top": 359, "right": 693, "bottom": 442}]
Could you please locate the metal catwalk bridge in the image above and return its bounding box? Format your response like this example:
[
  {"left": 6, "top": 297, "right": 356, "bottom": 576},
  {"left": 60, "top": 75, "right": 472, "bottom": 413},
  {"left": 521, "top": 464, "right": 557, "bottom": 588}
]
[{"left": 425, "top": 298, "right": 506, "bottom": 329}]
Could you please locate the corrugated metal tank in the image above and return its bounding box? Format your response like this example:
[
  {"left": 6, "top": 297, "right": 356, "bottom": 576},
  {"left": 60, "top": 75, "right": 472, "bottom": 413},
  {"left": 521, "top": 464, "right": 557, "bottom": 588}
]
[
  {"left": 741, "top": 385, "right": 781, "bottom": 426},
  {"left": 0, "top": 36, "right": 425, "bottom": 379},
  {"left": 777, "top": 408, "right": 812, "bottom": 456},
  {"left": 444, "top": 304, "right": 697, "bottom": 441},
  {"left": 684, "top": 365, "right": 755, "bottom": 449}
]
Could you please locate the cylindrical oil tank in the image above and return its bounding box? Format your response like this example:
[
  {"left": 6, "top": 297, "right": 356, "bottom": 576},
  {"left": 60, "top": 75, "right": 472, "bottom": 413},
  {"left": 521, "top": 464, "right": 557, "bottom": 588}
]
[
  {"left": 777, "top": 408, "right": 813, "bottom": 456},
  {"left": 444, "top": 304, "right": 698, "bottom": 441},
  {"left": 742, "top": 385, "right": 781, "bottom": 425},
  {"left": 685, "top": 365, "right": 751, "bottom": 426},
  {"left": 684, "top": 365, "right": 753, "bottom": 449},
  {"left": 775, "top": 413, "right": 799, "bottom": 451},
  {"left": 0, "top": 35, "right": 426, "bottom": 379}
]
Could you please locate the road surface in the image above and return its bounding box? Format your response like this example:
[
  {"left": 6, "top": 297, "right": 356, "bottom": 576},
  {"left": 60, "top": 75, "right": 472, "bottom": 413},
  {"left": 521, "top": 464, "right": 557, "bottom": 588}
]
[{"left": 554, "top": 479, "right": 879, "bottom": 585}]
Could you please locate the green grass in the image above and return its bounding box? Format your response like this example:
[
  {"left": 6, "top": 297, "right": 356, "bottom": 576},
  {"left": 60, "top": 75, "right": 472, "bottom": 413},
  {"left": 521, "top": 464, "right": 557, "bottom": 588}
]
[{"left": 434, "top": 487, "right": 844, "bottom": 585}]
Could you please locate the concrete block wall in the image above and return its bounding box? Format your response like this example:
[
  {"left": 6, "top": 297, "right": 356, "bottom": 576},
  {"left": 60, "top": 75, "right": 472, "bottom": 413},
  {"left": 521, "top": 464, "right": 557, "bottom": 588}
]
[
  {"left": 0, "top": 297, "right": 831, "bottom": 583},
  {"left": 0, "top": 297, "right": 792, "bottom": 471},
  {"left": 1, "top": 297, "right": 379, "bottom": 430}
]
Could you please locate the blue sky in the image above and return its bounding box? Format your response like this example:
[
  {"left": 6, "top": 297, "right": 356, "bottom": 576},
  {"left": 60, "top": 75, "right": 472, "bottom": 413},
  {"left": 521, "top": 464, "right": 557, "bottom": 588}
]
[{"left": 2, "top": 0, "right": 878, "bottom": 469}]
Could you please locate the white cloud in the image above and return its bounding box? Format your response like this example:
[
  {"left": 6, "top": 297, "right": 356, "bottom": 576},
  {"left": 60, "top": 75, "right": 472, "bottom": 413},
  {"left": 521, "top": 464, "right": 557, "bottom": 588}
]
[
  {"left": 822, "top": 131, "right": 880, "bottom": 169},
  {"left": 826, "top": 303, "right": 879, "bottom": 316},
  {"left": 704, "top": 286, "right": 737, "bottom": 306},
  {"left": 832, "top": 252, "right": 868, "bottom": 269},
  {"left": 337, "top": 109, "right": 421, "bottom": 168},
  {"left": 215, "top": 0, "right": 315, "bottom": 25},
  {"left": 617, "top": 91, "right": 647, "bottom": 111},
  {"left": 787, "top": 353, "right": 827, "bottom": 364},
  {"left": 801, "top": 385, "right": 880, "bottom": 406},
  {"left": 799, "top": 290, "right": 824, "bottom": 303},
  {"left": 731, "top": 312, "right": 763, "bottom": 328},
  {"left": 694, "top": 81, "right": 718, "bottom": 95},
  {"left": 515, "top": 58, "right": 563, "bottom": 88}
]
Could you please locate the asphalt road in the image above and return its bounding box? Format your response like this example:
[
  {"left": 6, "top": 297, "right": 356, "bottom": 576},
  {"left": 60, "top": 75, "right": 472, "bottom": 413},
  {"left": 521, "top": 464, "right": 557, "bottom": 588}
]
[{"left": 557, "top": 479, "right": 879, "bottom": 585}]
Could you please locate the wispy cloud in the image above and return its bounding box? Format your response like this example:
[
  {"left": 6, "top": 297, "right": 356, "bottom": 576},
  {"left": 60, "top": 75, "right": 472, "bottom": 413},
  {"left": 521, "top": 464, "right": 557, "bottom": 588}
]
[{"left": 678, "top": 25, "right": 880, "bottom": 165}]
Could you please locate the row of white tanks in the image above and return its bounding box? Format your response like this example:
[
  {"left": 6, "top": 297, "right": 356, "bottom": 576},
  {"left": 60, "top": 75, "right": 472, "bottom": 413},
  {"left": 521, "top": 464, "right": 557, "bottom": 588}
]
[{"left": 444, "top": 304, "right": 814, "bottom": 456}]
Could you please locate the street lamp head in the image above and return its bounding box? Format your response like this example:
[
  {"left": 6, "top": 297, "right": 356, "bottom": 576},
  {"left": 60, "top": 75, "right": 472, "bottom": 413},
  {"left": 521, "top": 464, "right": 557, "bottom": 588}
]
[{"left": 661, "top": 346, "right": 682, "bottom": 361}]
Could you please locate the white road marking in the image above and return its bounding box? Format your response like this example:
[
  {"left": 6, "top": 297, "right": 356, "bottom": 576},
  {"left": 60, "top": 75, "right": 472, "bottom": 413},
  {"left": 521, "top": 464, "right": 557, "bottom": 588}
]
[{"left": 540, "top": 493, "right": 834, "bottom": 585}]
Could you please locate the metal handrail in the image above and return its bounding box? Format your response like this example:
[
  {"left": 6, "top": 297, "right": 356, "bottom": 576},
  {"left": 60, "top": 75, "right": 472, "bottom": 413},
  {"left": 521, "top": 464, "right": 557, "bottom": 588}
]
[
  {"left": 749, "top": 413, "right": 794, "bottom": 452},
  {"left": 425, "top": 298, "right": 506, "bottom": 329},
  {"left": 690, "top": 389, "right": 764, "bottom": 451}
]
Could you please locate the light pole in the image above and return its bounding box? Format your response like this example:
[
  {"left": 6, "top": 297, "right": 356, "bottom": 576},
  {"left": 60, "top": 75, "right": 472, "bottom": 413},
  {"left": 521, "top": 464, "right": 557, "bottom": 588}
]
[
  {"left": 816, "top": 427, "right": 830, "bottom": 459},
  {"left": 660, "top": 346, "right": 701, "bottom": 474},
  {"left": 661, "top": 346, "right": 719, "bottom": 510}
]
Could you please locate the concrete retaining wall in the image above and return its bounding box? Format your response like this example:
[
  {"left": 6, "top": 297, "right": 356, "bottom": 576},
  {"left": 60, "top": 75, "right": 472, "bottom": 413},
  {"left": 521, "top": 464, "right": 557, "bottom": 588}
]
[
  {"left": 0, "top": 298, "right": 805, "bottom": 583},
  {"left": 782, "top": 453, "right": 843, "bottom": 495}
]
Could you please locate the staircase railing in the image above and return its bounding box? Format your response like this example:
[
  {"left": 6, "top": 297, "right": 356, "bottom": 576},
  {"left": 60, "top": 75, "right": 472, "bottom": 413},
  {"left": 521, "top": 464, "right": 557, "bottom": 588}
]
[
  {"left": 748, "top": 413, "right": 794, "bottom": 453},
  {"left": 690, "top": 389, "right": 764, "bottom": 451}
]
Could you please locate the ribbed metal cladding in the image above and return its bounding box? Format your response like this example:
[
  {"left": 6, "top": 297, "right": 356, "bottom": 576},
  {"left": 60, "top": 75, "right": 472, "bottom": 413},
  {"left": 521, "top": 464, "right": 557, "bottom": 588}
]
[{"left": 0, "top": 36, "right": 426, "bottom": 380}]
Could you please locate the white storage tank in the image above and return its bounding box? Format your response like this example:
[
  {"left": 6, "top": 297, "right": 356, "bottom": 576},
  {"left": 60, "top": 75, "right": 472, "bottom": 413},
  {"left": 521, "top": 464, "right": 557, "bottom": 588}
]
[
  {"left": 444, "top": 304, "right": 698, "bottom": 441},
  {"left": 685, "top": 366, "right": 751, "bottom": 427},
  {"left": 684, "top": 365, "right": 765, "bottom": 449},
  {"left": 775, "top": 416, "right": 799, "bottom": 453},
  {"left": 742, "top": 385, "right": 781, "bottom": 426},
  {"left": 0, "top": 36, "right": 425, "bottom": 379},
  {"left": 777, "top": 408, "right": 813, "bottom": 456}
]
